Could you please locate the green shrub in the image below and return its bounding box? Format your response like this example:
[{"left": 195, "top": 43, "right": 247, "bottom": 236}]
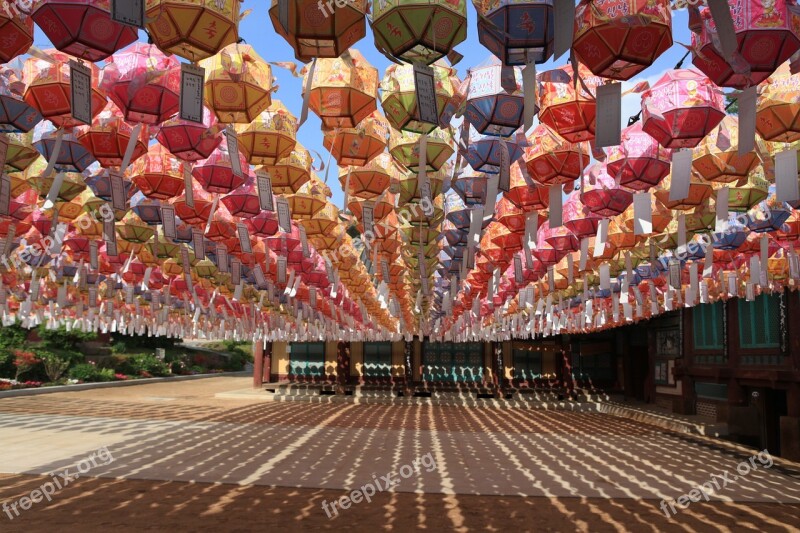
[
  {"left": 117, "top": 354, "right": 170, "bottom": 377},
  {"left": 110, "top": 341, "right": 128, "bottom": 354},
  {"left": 39, "top": 351, "right": 70, "bottom": 382},
  {"left": 68, "top": 363, "right": 99, "bottom": 382},
  {"left": 190, "top": 365, "right": 205, "bottom": 374},
  {"left": 37, "top": 325, "right": 97, "bottom": 351}
]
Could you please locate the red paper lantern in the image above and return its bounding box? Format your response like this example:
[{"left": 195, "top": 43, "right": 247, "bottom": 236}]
[
  {"left": 606, "top": 121, "right": 671, "bottom": 191},
  {"left": 692, "top": 0, "right": 800, "bottom": 89},
  {"left": 221, "top": 176, "right": 261, "bottom": 218},
  {"left": 573, "top": 0, "right": 672, "bottom": 80},
  {"left": 76, "top": 105, "right": 149, "bottom": 168},
  {"left": 31, "top": 0, "right": 138, "bottom": 61},
  {"left": 581, "top": 163, "right": 633, "bottom": 217},
  {"left": 563, "top": 191, "right": 602, "bottom": 238},
  {"left": 537, "top": 63, "right": 603, "bottom": 143},
  {"left": 640, "top": 68, "right": 725, "bottom": 149},
  {"left": 0, "top": 8, "right": 34, "bottom": 63},
  {"left": 102, "top": 43, "right": 182, "bottom": 125},
  {"left": 131, "top": 143, "right": 186, "bottom": 200},
  {"left": 156, "top": 106, "right": 222, "bottom": 161},
  {"left": 192, "top": 138, "right": 250, "bottom": 194},
  {"left": 523, "top": 124, "right": 588, "bottom": 187}
]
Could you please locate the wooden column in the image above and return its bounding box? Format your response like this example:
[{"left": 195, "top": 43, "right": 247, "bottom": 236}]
[
  {"left": 253, "top": 340, "right": 264, "bottom": 389},
  {"left": 337, "top": 341, "right": 350, "bottom": 391},
  {"left": 263, "top": 342, "right": 272, "bottom": 383}
]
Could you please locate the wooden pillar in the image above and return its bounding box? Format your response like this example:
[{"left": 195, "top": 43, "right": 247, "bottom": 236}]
[
  {"left": 337, "top": 341, "right": 350, "bottom": 391},
  {"left": 253, "top": 340, "right": 264, "bottom": 389},
  {"left": 263, "top": 342, "right": 272, "bottom": 383}
]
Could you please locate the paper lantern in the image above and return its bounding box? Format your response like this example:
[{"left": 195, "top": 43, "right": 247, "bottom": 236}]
[
  {"left": 371, "top": 0, "right": 466, "bottom": 64},
  {"left": 289, "top": 177, "right": 330, "bottom": 220},
  {"left": 3, "top": 131, "right": 39, "bottom": 172},
  {"left": 261, "top": 143, "right": 311, "bottom": 195},
  {"left": 537, "top": 63, "right": 602, "bottom": 143},
  {"left": 339, "top": 153, "right": 399, "bottom": 201},
  {"left": 692, "top": 116, "right": 760, "bottom": 183},
  {"left": 23, "top": 49, "right": 107, "bottom": 128},
  {"left": 145, "top": 0, "right": 241, "bottom": 62},
  {"left": 573, "top": 0, "right": 672, "bottom": 80},
  {"left": 450, "top": 167, "right": 488, "bottom": 206},
  {"left": 131, "top": 143, "right": 185, "bottom": 200},
  {"left": 523, "top": 123, "right": 588, "bottom": 187},
  {"left": 323, "top": 110, "right": 387, "bottom": 167},
  {"left": 156, "top": 106, "right": 222, "bottom": 162},
  {"left": 269, "top": 0, "right": 366, "bottom": 62},
  {"left": 200, "top": 43, "right": 273, "bottom": 124},
  {"left": 298, "top": 202, "right": 340, "bottom": 237},
  {"left": 563, "top": 191, "right": 602, "bottom": 238},
  {"left": 389, "top": 127, "right": 453, "bottom": 171},
  {"left": 397, "top": 164, "right": 447, "bottom": 205},
  {"left": 461, "top": 123, "right": 525, "bottom": 174},
  {"left": 692, "top": 0, "right": 800, "bottom": 89},
  {"left": 465, "top": 58, "right": 524, "bottom": 137},
  {"left": 380, "top": 61, "right": 458, "bottom": 134},
  {"left": 192, "top": 138, "right": 250, "bottom": 194},
  {"left": 172, "top": 179, "right": 214, "bottom": 226},
  {"left": 0, "top": 67, "right": 43, "bottom": 133},
  {"left": 581, "top": 163, "right": 633, "bottom": 217},
  {"left": 620, "top": 193, "right": 671, "bottom": 234},
  {"left": 31, "top": 0, "right": 138, "bottom": 61},
  {"left": 130, "top": 193, "right": 163, "bottom": 225},
  {"left": 85, "top": 167, "right": 135, "bottom": 201},
  {"left": 640, "top": 69, "right": 725, "bottom": 149},
  {"left": 245, "top": 210, "right": 279, "bottom": 238},
  {"left": 101, "top": 43, "right": 181, "bottom": 125},
  {"left": 0, "top": 7, "right": 33, "bottom": 63},
  {"left": 726, "top": 166, "right": 770, "bottom": 210},
  {"left": 474, "top": 0, "right": 554, "bottom": 66},
  {"left": 606, "top": 121, "right": 671, "bottom": 191},
  {"left": 756, "top": 60, "right": 800, "bottom": 142},
  {"left": 504, "top": 161, "right": 550, "bottom": 211},
  {"left": 76, "top": 105, "right": 149, "bottom": 168},
  {"left": 221, "top": 175, "right": 261, "bottom": 218},
  {"left": 348, "top": 192, "right": 396, "bottom": 224},
  {"left": 33, "top": 123, "right": 96, "bottom": 172},
  {"left": 654, "top": 173, "right": 713, "bottom": 210},
  {"left": 235, "top": 100, "right": 296, "bottom": 166},
  {"left": 304, "top": 49, "right": 377, "bottom": 129}
]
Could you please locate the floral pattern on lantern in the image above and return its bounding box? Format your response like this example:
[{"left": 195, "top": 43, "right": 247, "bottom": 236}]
[
  {"left": 323, "top": 110, "right": 388, "bottom": 167},
  {"left": 304, "top": 49, "right": 377, "bottom": 129},
  {"left": 235, "top": 100, "right": 296, "bottom": 166},
  {"left": 537, "top": 63, "right": 603, "bottom": 143},
  {"left": 380, "top": 61, "right": 458, "bottom": 134},
  {"left": 474, "top": 0, "right": 554, "bottom": 66}
]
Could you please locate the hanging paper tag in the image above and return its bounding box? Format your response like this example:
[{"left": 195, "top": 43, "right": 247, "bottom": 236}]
[
  {"left": 43, "top": 172, "right": 65, "bottom": 210},
  {"left": 192, "top": 229, "right": 205, "bottom": 259},
  {"left": 594, "top": 219, "right": 609, "bottom": 257},
  {"left": 514, "top": 254, "right": 523, "bottom": 284},
  {"left": 111, "top": 0, "right": 145, "bottom": 27},
  {"left": 746, "top": 281, "right": 755, "bottom": 301},
  {"left": 737, "top": 86, "right": 757, "bottom": 155},
  {"left": 595, "top": 82, "right": 622, "bottom": 148},
  {"left": 109, "top": 170, "right": 126, "bottom": 211},
  {"left": 715, "top": 186, "right": 729, "bottom": 233},
  {"left": 325, "top": 259, "right": 334, "bottom": 283},
  {"left": 522, "top": 61, "right": 536, "bottom": 133},
  {"left": 549, "top": 184, "right": 563, "bottom": 228},
  {"left": 413, "top": 63, "right": 439, "bottom": 125},
  {"left": 484, "top": 174, "right": 499, "bottom": 216},
  {"left": 362, "top": 200, "right": 375, "bottom": 235},
  {"left": 381, "top": 258, "right": 390, "bottom": 283},
  {"left": 276, "top": 197, "right": 292, "bottom": 232},
  {"left": 599, "top": 263, "right": 610, "bottom": 291},
  {"left": 216, "top": 243, "right": 228, "bottom": 272},
  {"left": 633, "top": 192, "right": 652, "bottom": 235},
  {"left": 225, "top": 126, "right": 243, "bottom": 178},
  {"left": 553, "top": 0, "right": 575, "bottom": 60},
  {"left": 103, "top": 213, "right": 117, "bottom": 256},
  {"left": 498, "top": 140, "right": 510, "bottom": 192},
  {"left": 183, "top": 166, "right": 195, "bottom": 208},
  {"left": 523, "top": 211, "right": 538, "bottom": 268},
  {"left": 707, "top": 0, "right": 739, "bottom": 62},
  {"left": 69, "top": 60, "right": 92, "bottom": 125},
  {"left": 669, "top": 149, "right": 692, "bottom": 201},
  {"left": 299, "top": 224, "right": 309, "bottom": 257},
  {"left": 179, "top": 63, "right": 205, "bottom": 124},
  {"left": 669, "top": 260, "right": 682, "bottom": 290},
  {"left": 256, "top": 169, "right": 274, "bottom": 211},
  {"left": 580, "top": 237, "right": 589, "bottom": 270},
  {"left": 277, "top": 256, "right": 287, "bottom": 284},
  {"left": 677, "top": 212, "right": 687, "bottom": 250},
  {"left": 0, "top": 136, "right": 7, "bottom": 174},
  {"left": 162, "top": 205, "right": 176, "bottom": 239},
  {"left": 89, "top": 241, "right": 98, "bottom": 270},
  {"left": 775, "top": 148, "right": 799, "bottom": 203},
  {"left": 231, "top": 258, "right": 241, "bottom": 286},
  {"left": 254, "top": 264, "right": 267, "bottom": 288},
  {"left": 547, "top": 266, "right": 555, "bottom": 292},
  {"left": 703, "top": 242, "right": 714, "bottom": 278},
  {"left": 789, "top": 249, "right": 800, "bottom": 279},
  {"left": 299, "top": 57, "right": 315, "bottom": 128},
  {"left": 0, "top": 173, "right": 9, "bottom": 217},
  {"left": 237, "top": 223, "right": 252, "bottom": 253}
]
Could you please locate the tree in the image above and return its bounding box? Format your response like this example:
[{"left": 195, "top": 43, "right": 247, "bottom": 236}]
[
  {"left": 40, "top": 352, "right": 70, "bottom": 382},
  {"left": 13, "top": 350, "right": 39, "bottom": 381}
]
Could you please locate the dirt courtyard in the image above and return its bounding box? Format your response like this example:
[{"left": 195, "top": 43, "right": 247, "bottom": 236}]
[{"left": 0, "top": 376, "right": 798, "bottom": 532}]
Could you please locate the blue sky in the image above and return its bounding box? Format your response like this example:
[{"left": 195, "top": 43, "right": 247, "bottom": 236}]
[{"left": 31, "top": 4, "right": 694, "bottom": 209}]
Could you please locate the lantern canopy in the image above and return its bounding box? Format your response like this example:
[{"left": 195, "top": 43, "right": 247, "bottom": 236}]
[
  {"left": 389, "top": 127, "right": 453, "bottom": 172},
  {"left": 146, "top": 0, "right": 241, "bottom": 62},
  {"left": 304, "top": 49, "right": 377, "bottom": 129},
  {"left": 380, "top": 61, "right": 458, "bottom": 134},
  {"left": 581, "top": 163, "right": 634, "bottom": 217},
  {"left": 371, "top": 0, "right": 467, "bottom": 65},
  {"left": 0, "top": 8, "right": 33, "bottom": 63},
  {"left": 573, "top": 0, "right": 672, "bottom": 80},
  {"left": 537, "top": 63, "right": 602, "bottom": 143},
  {"left": 473, "top": 0, "right": 554, "bottom": 66},
  {"left": 523, "top": 123, "right": 587, "bottom": 187},
  {"left": 640, "top": 69, "right": 725, "bottom": 149},
  {"left": 102, "top": 43, "right": 182, "bottom": 125},
  {"left": 31, "top": 0, "right": 139, "bottom": 61},
  {"left": 269, "top": 0, "right": 366, "bottom": 61},
  {"left": 156, "top": 106, "right": 222, "bottom": 162},
  {"left": 235, "top": 100, "right": 297, "bottom": 166},
  {"left": 323, "top": 110, "right": 388, "bottom": 167},
  {"left": 756, "top": 60, "right": 800, "bottom": 143},
  {"left": 465, "top": 58, "right": 524, "bottom": 137},
  {"left": 692, "top": 116, "right": 760, "bottom": 183},
  {"left": 691, "top": 0, "right": 800, "bottom": 89},
  {"left": 606, "top": 121, "right": 671, "bottom": 191},
  {"left": 262, "top": 142, "right": 311, "bottom": 195},
  {"left": 200, "top": 43, "right": 274, "bottom": 124}
]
